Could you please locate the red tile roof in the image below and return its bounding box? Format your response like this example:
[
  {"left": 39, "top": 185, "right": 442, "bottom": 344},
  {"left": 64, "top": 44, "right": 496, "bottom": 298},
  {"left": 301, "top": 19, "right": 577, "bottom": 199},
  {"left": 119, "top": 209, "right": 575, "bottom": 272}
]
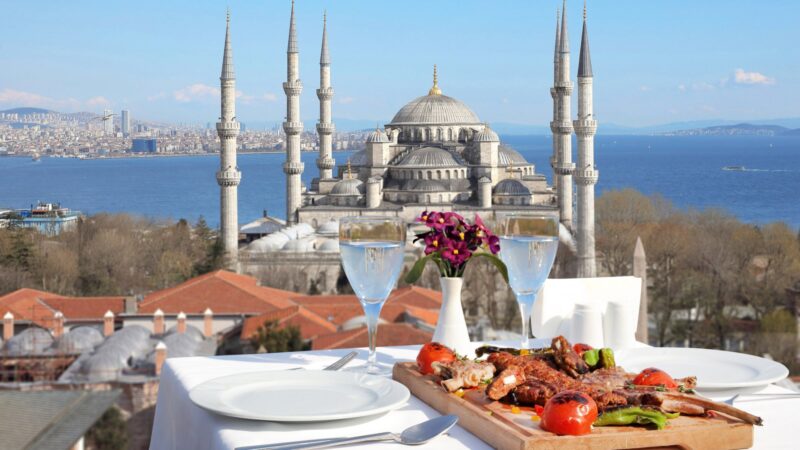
[
  {"left": 312, "top": 323, "right": 433, "bottom": 350},
  {"left": 240, "top": 306, "right": 337, "bottom": 341},
  {"left": 138, "top": 270, "right": 297, "bottom": 314},
  {"left": 0, "top": 288, "right": 124, "bottom": 327}
]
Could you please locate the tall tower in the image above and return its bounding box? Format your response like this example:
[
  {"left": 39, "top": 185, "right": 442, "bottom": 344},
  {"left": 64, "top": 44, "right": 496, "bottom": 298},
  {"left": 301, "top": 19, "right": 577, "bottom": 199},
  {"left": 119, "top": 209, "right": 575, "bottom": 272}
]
[
  {"left": 121, "top": 109, "right": 130, "bottom": 137},
  {"left": 574, "top": 2, "right": 598, "bottom": 277},
  {"left": 216, "top": 10, "right": 241, "bottom": 265},
  {"left": 550, "top": 9, "right": 561, "bottom": 194},
  {"left": 316, "top": 12, "right": 335, "bottom": 180},
  {"left": 551, "top": 0, "right": 575, "bottom": 228},
  {"left": 284, "top": 0, "right": 304, "bottom": 224}
]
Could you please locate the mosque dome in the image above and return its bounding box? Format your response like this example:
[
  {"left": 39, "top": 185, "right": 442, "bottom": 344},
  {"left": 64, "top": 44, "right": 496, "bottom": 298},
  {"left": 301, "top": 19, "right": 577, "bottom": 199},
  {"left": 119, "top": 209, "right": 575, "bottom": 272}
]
[
  {"left": 317, "top": 239, "right": 340, "bottom": 253},
  {"left": 54, "top": 326, "right": 104, "bottom": 354},
  {"left": 283, "top": 239, "right": 314, "bottom": 252},
  {"left": 330, "top": 178, "right": 365, "bottom": 196},
  {"left": 398, "top": 147, "right": 464, "bottom": 168},
  {"left": 80, "top": 351, "right": 126, "bottom": 382},
  {"left": 165, "top": 324, "right": 205, "bottom": 343},
  {"left": 475, "top": 126, "right": 500, "bottom": 142},
  {"left": 366, "top": 129, "right": 389, "bottom": 143},
  {"left": 494, "top": 179, "right": 531, "bottom": 196},
  {"left": 390, "top": 94, "right": 481, "bottom": 126},
  {"left": 5, "top": 327, "right": 53, "bottom": 355},
  {"left": 248, "top": 233, "right": 290, "bottom": 252},
  {"left": 316, "top": 220, "right": 339, "bottom": 236}
]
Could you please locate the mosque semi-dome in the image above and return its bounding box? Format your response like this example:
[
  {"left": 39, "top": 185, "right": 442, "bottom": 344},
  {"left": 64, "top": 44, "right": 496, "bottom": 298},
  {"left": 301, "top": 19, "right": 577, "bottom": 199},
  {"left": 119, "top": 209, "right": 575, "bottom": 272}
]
[
  {"left": 475, "top": 126, "right": 500, "bottom": 142},
  {"left": 493, "top": 178, "right": 531, "bottom": 196},
  {"left": 330, "top": 178, "right": 365, "bottom": 196},
  {"left": 398, "top": 147, "right": 464, "bottom": 168}
]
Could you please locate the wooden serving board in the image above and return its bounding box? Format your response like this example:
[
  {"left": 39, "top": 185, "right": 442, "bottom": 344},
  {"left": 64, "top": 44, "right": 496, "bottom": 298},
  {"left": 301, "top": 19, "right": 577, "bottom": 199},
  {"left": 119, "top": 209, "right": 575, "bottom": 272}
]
[{"left": 393, "top": 362, "right": 753, "bottom": 450}]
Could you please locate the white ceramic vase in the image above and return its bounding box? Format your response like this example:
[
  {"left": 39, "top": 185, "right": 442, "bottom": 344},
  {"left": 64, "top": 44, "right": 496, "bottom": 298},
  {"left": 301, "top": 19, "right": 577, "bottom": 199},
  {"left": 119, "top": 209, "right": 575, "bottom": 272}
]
[{"left": 432, "top": 277, "right": 474, "bottom": 357}]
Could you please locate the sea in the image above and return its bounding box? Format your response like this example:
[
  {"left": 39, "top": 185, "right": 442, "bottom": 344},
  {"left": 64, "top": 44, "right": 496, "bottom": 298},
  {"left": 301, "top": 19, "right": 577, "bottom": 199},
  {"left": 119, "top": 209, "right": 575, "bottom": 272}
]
[{"left": 0, "top": 135, "right": 798, "bottom": 228}]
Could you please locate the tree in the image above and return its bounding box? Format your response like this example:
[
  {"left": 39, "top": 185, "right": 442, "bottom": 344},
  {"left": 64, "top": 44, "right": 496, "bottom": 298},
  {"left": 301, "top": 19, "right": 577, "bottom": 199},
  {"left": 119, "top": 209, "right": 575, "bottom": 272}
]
[
  {"left": 86, "top": 406, "right": 128, "bottom": 450},
  {"left": 193, "top": 216, "right": 226, "bottom": 274},
  {"left": 251, "top": 320, "right": 310, "bottom": 353}
]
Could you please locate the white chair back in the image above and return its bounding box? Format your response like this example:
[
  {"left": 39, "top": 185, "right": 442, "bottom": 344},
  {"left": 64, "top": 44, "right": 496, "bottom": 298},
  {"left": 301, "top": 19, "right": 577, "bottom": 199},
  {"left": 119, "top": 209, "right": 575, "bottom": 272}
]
[{"left": 531, "top": 276, "right": 642, "bottom": 348}]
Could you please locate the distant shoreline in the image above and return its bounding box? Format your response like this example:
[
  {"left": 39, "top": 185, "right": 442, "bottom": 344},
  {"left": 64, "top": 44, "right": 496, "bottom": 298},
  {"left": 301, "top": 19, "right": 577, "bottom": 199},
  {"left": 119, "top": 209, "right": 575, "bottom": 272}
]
[{"left": 0, "top": 149, "right": 360, "bottom": 160}]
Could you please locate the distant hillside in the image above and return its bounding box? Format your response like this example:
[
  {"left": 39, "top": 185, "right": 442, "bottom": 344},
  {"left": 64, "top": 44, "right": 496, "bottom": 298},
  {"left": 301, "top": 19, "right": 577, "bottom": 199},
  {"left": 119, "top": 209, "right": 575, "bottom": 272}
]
[
  {"left": 0, "top": 107, "right": 54, "bottom": 115},
  {"left": 661, "top": 123, "right": 800, "bottom": 137}
]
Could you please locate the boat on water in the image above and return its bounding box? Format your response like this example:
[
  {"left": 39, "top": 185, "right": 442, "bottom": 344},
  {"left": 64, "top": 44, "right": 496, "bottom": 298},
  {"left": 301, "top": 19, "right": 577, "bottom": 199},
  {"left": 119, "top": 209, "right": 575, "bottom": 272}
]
[
  {"left": 722, "top": 166, "right": 746, "bottom": 171},
  {"left": 31, "top": 153, "right": 41, "bottom": 162}
]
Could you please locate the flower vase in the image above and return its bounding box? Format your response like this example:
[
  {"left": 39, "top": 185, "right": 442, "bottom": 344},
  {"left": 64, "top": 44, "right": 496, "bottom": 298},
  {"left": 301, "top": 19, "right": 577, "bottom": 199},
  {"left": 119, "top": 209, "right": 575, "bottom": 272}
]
[{"left": 432, "top": 277, "right": 474, "bottom": 357}]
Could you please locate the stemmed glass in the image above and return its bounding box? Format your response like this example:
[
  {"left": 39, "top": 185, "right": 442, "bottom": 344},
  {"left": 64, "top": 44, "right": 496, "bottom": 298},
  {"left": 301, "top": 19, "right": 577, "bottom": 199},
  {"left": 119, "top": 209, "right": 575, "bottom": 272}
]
[
  {"left": 497, "top": 212, "right": 559, "bottom": 349},
  {"left": 339, "top": 216, "right": 406, "bottom": 375}
]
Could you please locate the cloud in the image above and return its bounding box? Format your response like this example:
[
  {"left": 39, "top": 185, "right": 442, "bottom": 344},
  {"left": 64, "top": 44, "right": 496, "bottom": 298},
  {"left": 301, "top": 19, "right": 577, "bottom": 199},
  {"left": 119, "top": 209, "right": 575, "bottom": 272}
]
[
  {"left": 678, "top": 84, "right": 686, "bottom": 92},
  {"left": 173, "top": 83, "right": 220, "bottom": 102},
  {"left": 733, "top": 69, "right": 775, "bottom": 85},
  {"left": 0, "top": 88, "right": 92, "bottom": 110},
  {"left": 262, "top": 93, "right": 278, "bottom": 102},
  {"left": 86, "top": 96, "right": 110, "bottom": 107},
  {"left": 639, "top": 85, "right": 651, "bottom": 92},
  {"left": 337, "top": 96, "right": 354, "bottom": 105}
]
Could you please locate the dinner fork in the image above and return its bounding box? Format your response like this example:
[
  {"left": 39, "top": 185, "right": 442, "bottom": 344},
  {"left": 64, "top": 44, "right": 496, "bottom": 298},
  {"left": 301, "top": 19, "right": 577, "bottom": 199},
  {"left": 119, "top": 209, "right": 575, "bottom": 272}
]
[{"left": 287, "top": 351, "right": 358, "bottom": 371}]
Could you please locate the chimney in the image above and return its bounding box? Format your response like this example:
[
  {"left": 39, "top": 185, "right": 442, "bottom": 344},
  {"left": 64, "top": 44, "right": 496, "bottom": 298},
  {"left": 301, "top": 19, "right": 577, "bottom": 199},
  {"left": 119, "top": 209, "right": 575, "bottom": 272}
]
[
  {"left": 53, "top": 311, "right": 65, "bottom": 338},
  {"left": 154, "top": 341, "right": 167, "bottom": 376},
  {"left": 203, "top": 308, "right": 213, "bottom": 337},
  {"left": 3, "top": 312, "right": 13, "bottom": 341},
  {"left": 177, "top": 311, "right": 187, "bottom": 334},
  {"left": 153, "top": 309, "right": 165, "bottom": 335},
  {"left": 124, "top": 296, "right": 138, "bottom": 314},
  {"left": 103, "top": 310, "right": 115, "bottom": 337}
]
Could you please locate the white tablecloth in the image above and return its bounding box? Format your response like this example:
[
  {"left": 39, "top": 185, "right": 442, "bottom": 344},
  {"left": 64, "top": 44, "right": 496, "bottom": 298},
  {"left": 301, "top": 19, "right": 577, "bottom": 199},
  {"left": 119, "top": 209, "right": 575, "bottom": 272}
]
[{"left": 150, "top": 342, "right": 796, "bottom": 450}]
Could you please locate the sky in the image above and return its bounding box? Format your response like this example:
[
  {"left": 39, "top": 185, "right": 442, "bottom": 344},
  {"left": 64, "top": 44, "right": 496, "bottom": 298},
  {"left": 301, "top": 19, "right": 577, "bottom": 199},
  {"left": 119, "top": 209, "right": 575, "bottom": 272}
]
[{"left": 0, "top": 0, "right": 798, "bottom": 128}]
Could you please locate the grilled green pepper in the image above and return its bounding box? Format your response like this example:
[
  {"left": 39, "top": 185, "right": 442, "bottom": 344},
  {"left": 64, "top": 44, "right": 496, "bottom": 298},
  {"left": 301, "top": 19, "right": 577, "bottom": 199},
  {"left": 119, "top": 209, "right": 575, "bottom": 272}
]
[
  {"left": 594, "top": 407, "right": 679, "bottom": 430},
  {"left": 599, "top": 348, "right": 615, "bottom": 368}
]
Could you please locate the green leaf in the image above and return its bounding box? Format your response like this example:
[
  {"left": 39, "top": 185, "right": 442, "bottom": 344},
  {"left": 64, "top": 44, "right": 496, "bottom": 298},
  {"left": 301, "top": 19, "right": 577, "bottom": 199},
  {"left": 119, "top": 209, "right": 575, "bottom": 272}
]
[
  {"left": 405, "top": 254, "right": 434, "bottom": 284},
  {"left": 471, "top": 252, "right": 509, "bottom": 283}
]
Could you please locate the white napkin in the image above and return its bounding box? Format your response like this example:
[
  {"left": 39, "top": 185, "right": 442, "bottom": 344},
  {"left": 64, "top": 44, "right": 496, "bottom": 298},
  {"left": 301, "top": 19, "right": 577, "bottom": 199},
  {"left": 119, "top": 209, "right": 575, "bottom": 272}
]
[{"left": 531, "top": 276, "right": 642, "bottom": 348}]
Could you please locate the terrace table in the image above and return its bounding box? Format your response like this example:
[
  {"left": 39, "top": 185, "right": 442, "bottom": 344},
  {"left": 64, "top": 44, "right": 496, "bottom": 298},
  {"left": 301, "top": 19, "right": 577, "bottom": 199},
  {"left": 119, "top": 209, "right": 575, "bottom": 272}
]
[{"left": 150, "top": 342, "right": 796, "bottom": 450}]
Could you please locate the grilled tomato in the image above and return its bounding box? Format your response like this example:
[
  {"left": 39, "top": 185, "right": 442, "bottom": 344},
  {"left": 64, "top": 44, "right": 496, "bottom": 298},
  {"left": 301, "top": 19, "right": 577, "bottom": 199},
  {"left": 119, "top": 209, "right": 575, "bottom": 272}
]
[
  {"left": 541, "top": 390, "right": 598, "bottom": 436},
  {"left": 416, "top": 342, "right": 456, "bottom": 375},
  {"left": 633, "top": 368, "right": 677, "bottom": 388},
  {"left": 572, "top": 343, "right": 593, "bottom": 356}
]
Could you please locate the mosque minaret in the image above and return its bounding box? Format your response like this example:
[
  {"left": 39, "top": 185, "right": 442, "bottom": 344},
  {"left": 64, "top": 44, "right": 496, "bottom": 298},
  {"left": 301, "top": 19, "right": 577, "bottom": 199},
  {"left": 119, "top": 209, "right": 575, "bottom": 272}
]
[
  {"left": 551, "top": 0, "right": 575, "bottom": 229},
  {"left": 550, "top": 9, "right": 561, "bottom": 196},
  {"left": 316, "top": 12, "right": 335, "bottom": 180},
  {"left": 574, "top": 2, "right": 599, "bottom": 277},
  {"left": 216, "top": 10, "right": 241, "bottom": 266},
  {"left": 283, "top": 0, "right": 304, "bottom": 225}
]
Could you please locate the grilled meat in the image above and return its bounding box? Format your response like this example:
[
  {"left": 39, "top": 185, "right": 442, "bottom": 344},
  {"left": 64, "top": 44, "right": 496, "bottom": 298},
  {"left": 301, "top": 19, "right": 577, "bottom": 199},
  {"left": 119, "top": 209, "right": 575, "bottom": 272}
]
[
  {"left": 432, "top": 359, "right": 496, "bottom": 392},
  {"left": 551, "top": 335, "right": 590, "bottom": 377}
]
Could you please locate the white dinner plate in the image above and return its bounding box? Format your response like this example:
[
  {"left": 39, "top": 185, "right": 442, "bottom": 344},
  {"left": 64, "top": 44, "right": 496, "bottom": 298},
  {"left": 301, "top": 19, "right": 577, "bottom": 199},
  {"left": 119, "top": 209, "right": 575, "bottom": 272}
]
[
  {"left": 616, "top": 347, "right": 789, "bottom": 391},
  {"left": 189, "top": 370, "right": 410, "bottom": 422}
]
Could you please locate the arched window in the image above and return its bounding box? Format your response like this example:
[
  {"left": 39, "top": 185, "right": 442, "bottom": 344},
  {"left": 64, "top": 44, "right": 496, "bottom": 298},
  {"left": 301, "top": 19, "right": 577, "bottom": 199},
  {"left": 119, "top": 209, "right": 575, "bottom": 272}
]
[
  {"left": 418, "top": 170, "right": 423, "bottom": 179},
  {"left": 446, "top": 171, "right": 451, "bottom": 180},
  {"left": 427, "top": 171, "right": 432, "bottom": 180},
  {"left": 436, "top": 170, "right": 441, "bottom": 180},
  {"left": 438, "top": 194, "right": 443, "bottom": 203}
]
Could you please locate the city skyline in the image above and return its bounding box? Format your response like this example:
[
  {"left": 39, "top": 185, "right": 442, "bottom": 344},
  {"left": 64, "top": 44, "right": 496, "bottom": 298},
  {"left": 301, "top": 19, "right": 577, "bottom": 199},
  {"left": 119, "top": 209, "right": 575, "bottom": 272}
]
[{"left": 0, "top": 0, "right": 797, "bottom": 127}]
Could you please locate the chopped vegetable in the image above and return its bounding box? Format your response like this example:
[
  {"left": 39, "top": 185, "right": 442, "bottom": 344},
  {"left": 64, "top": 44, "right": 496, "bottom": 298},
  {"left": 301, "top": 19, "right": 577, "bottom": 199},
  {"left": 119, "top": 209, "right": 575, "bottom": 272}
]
[
  {"left": 633, "top": 368, "right": 678, "bottom": 389},
  {"left": 531, "top": 415, "right": 541, "bottom": 422},
  {"left": 594, "top": 406, "right": 679, "bottom": 430},
  {"left": 541, "top": 391, "right": 598, "bottom": 436},
  {"left": 416, "top": 342, "right": 456, "bottom": 375},
  {"left": 511, "top": 406, "right": 521, "bottom": 414},
  {"left": 582, "top": 349, "right": 600, "bottom": 367},
  {"left": 454, "top": 389, "right": 465, "bottom": 397},
  {"left": 599, "top": 348, "right": 615, "bottom": 368}
]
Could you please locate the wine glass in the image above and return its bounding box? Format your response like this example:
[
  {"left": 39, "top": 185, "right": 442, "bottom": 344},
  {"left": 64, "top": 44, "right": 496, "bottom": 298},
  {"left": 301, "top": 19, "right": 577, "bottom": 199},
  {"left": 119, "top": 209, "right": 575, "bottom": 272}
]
[
  {"left": 497, "top": 212, "right": 559, "bottom": 350},
  {"left": 339, "top": 216, "right": 406, "bottom": 375}
]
